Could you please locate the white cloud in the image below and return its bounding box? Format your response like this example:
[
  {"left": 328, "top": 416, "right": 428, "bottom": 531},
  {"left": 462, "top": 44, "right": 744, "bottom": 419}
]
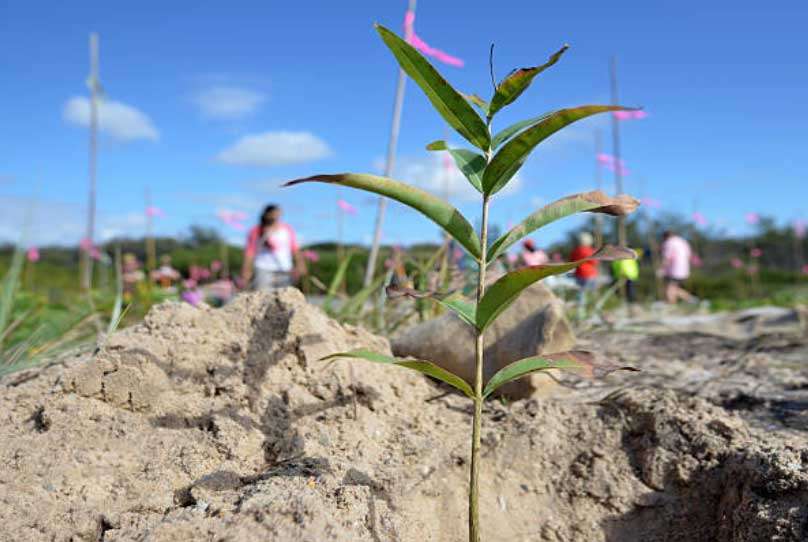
[
  {"left": 193, "top": 86, "right": 266, "bottom": 120},
  {"left": 63, "top": 96, "right": 159, "bottom": 142},
  {"left": 98, "top": 212, "right": 147, "bottom": 241},
  {"left": 216, "top": 131, "right": 332, "bottom": 167},
  {"left": 389, "top": 153, "right": 523, "bottom": 202}
]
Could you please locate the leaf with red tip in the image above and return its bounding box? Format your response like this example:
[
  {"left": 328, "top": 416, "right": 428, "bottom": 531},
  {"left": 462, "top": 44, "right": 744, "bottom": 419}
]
[
  {"left": 488, "top": 191, "right": 640, "bottom": 260},
  {"left": 483, "top": 350, "right": 638, "bottom": 397},
  {"left": 476, "top": 245, "right": 637, "bottom": 330},
  {"left": 488, "top": 45, "right": 569, "bottom": 118}
]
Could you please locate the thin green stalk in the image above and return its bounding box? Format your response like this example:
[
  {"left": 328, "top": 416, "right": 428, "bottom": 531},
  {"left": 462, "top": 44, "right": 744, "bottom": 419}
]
[
  {"left": 469, "top": 195, "right": 489, "bottom": 541},
  {"left": 470, "top": 123, "right": 493, "bottom": 541}
]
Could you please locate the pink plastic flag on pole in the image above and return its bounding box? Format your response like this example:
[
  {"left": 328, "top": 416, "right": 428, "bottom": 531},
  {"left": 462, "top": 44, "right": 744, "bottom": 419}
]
[
  {"left": 442, "top": 152, "right": 453, "bottom": 172},
  {"left": 404, "top": 11, "right": 464, "bottom": 68},
  {"left": 79, "top": 237, "right": 93, "bottom": 252},
  {"left": 793, "top": 219, "right": 807, "bottom": 239},
  {"left": 692, "top": 212, "right": 708, "bottom": 227},
  {"left": 145, "top": 206, "right": 164, "bottom": 218},
  {"left": 336, "top": 199, "right": 358, "bottom": 215},
  {"left": 640, "top": 197, "right": 661, "bottom": 209},
  {"left": 26, "top": 246, "right": 40, "bottom": 263},
  {"left": 596, "top": 153, "right": 629, "bottom": 176},
  {"left": 613, "top": 110, "right": 648, "bottom": 121},
  {"left": 745, "top": 212, "right": 760, "bottom": 225},
  {"left": 217, "top": 209, "right": 247, "bottom": 231},
  {"left": 302, "top": 249, "right": 320, "bottom": 263}
]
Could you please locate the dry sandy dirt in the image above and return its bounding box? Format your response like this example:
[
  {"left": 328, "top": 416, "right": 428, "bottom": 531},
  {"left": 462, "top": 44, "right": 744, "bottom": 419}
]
[{"left": 2, "top": 289, "right": 808, "bottom": 541}]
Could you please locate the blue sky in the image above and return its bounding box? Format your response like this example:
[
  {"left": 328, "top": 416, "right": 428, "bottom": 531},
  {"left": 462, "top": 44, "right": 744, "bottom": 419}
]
[{"left": 1, "top": 0, "right": 806, "bottom": 249}]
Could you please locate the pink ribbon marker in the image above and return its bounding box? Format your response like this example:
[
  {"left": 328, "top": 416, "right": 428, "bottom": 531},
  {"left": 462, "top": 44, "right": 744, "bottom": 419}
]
[
  {"left": 26, "top": 247, "right": 40, "bottom": 263},
  {"left": 145, "top": 206, "right": 164, "bottom": 218},
  {"left": 793, "top": 219, "right": 807, "bottom": 239},
  {"left": 596, "top": 153, "right": 629, "bottom": 176},
  {"left": 217, "top": 209, "right": 248, "bottom": 231},
  {"left": 302, "top": 250, "right": 320, "bottom": 263},
  {"left": 745, "top": 212, "right": 760, "bottom": 225},
  {"left": 750, "top": 247, "right": 763, "bottom": 258},
  {"left": 613, "top": 110, "right": 648, "bottom": 121},
  {"left": 336, "top": 199, "right": 358, "bottom": 215},
  {"left": 404, "top": 11, "right": 464, "bottom": 68},
  {"left": 692, "top": 212, "right": 708, "bottom": 227}
]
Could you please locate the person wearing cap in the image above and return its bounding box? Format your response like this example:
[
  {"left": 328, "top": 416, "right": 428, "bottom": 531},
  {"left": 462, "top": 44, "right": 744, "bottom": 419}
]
[
  {"left": 519, "top": 239, "right": 548, "bottom": 267},
  {"left": 569, "top": 232, "right": 598, "bottom": 318}
]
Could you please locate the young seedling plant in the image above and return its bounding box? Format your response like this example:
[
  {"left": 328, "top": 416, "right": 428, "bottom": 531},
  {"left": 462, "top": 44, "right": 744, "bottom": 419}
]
[{"left": 286, "top": 24, "right": 640, "bottom": 542}]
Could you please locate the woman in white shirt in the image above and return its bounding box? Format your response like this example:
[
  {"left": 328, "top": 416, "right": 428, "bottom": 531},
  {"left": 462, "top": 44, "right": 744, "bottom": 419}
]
[{"left": 242, "top": 205, "right": 306, "bottom": 290}]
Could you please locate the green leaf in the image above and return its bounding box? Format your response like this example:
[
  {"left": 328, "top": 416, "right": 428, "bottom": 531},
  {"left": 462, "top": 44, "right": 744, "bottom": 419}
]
[
  {"left": 322, "top": 348, "right": 475, "bottom": 398},
  {"left": 475, "top": 245, "right": 636, "bottom": 330},
  {"left": 490, "top": 113, "right": 551, "bottom": 150},
  {"left": 426, "top": 144, "right": 486, "bottom": 193},
  {"left": 488, "top": 45, "right": 569, "bottom": 118},
  {"left": 285, "top": 174, "right": 481, "bottom": 260},
  {"left": 482, "top": 105, "right": 630, "bottom": 195},
  {"left": 483, "top": 351, "right": 639, "bottom": 398},
  {"left": 376, "top": 24, "right": 490, "bottom": 150},
  {"left": 446, "top": 149, "right": 485, "bottom": 193},
  {"left": 488, "top": 191, "right": 640, "bottom": 261},
  {"left": 386, "top": 284, "right": 478, "bottom": 329},
  {"left": 464, "top": 93, "right": 490, "bottom": 116},
  {"left": 338, "top": 271, "right": 387, "bottom": 321},
  {"left": 426, "top": 140, "right": 448, "bottom": 151},
  {"left": 324, "top": 253, "right": 352, "bottom": 313}
]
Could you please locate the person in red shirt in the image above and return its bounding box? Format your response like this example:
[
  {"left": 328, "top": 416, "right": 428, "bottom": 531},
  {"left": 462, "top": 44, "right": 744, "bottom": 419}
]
[{"left": 569, "top": 231, "right": 598, "bottom": 318}]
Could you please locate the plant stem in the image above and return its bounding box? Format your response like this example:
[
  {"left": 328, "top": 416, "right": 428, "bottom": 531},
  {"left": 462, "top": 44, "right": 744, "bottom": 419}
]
[{"left": 469, "top": 194, "right": 490, "bottom": 542}]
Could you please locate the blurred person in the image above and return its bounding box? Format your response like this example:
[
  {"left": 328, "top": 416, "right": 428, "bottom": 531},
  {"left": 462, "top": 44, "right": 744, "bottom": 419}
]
[
  {"left": 570, "top": 232, "right": 598, "bottom": 318},
  {"left": 122, "top": 253, "right": 145, "bottom": 300},
  {"left": 519, "top": 239, "right": 548, "bottom": 267},
  {"left": 152, "top": 254, "right": 180, "bottom": 289},
  {"left": 242, "top": 204, "right": 306, "bottom": 290},
  {"left": 612, "top": 248, "right": 641, "bottom": 305},
  {"left": 660, "top": 230, "right": 697, "bottom": 304}
]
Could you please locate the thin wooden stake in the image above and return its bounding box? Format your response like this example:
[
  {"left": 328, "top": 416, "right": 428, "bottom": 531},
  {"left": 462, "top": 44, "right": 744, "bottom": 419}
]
[
  {"left": 609, "top": 56, "right": 626, "bottom": 247},
  {"left": 364, "top": 0, "right": 417, "bottom": 287},
  {"left": 81, "top": 32, "right": 101, "bottom": 291}
]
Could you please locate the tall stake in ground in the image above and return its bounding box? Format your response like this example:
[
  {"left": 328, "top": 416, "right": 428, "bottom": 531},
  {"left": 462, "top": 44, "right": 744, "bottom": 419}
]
[
  {"left": 81, "top": 32, "right": 101, "bottom": 291},
  {"left": 609, "top": 56, "right": 626, "bottom": 247},
  {"left": 593, "top": 129, "right": 604, "bottom": 246},
  {"left": 145, "top": 187, "right": 156, "bottom": 275},
  {"left": 364, "top": 0, "right": 417, "bottom": 287}
]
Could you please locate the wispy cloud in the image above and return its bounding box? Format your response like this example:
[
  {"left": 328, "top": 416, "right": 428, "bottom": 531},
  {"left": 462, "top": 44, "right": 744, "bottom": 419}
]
[
  {"left": 0, "top": 196, "right": 152, "bottom": 245},
  {"left": 62, "top": 96, "right": 159, "bottom": 142},
  {"left": 193, "top": 86, "right": 266, "bottom": 120},
  {"left": 216, "top": 131, "right": 332, "bottom": 167}
]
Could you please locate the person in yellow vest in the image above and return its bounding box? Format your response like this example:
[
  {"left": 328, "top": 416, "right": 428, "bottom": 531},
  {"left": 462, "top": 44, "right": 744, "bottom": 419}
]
[{"left": 611, "top": 248, "right": 642, "bottom": 305}]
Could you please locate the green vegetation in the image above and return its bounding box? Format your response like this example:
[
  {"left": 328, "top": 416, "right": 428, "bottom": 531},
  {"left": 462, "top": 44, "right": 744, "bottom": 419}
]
[{"left": 288, "top": 25, "right": 640, "bottom": 541}]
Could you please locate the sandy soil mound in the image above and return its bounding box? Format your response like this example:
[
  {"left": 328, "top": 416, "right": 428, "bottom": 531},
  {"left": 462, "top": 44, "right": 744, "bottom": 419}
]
[{"left": 2, "top": 289, "right": 807, "bottom": 541}]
